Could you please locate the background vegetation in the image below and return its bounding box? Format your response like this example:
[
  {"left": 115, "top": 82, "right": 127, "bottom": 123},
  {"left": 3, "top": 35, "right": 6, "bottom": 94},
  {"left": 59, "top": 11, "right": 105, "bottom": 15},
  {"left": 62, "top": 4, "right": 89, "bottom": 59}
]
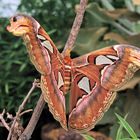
[{"left": 0, "top": 0, "right": 140, "bottom": 139}]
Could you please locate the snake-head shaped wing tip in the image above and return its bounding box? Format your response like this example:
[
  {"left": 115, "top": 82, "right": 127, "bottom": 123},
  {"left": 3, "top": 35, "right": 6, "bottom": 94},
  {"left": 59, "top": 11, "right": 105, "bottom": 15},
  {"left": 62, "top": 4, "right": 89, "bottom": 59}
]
[{"left": 7, "top": 14, "right": 40, "bottom": 36}]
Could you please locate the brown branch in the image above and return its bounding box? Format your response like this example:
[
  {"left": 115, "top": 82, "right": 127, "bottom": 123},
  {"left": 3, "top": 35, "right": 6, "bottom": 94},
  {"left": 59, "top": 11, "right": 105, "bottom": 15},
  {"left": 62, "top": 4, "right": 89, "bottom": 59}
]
[
  {"left": 7, "top": 113, "right": 14, "bottom": 121},
  {"left": 19, "top": 109, "right": 33, "bottom": 117},
  {"left": 19, "top": 95, "right": 45, "bottom": 140},
  {"left": 62, "top": 0, "right": 88, "bottom": 56},
  {"left": 0, "top": 109, "right": 10, "bottom": 131},
  {"left": 7, "top": 79, "right": 39, "bottom": 140}
]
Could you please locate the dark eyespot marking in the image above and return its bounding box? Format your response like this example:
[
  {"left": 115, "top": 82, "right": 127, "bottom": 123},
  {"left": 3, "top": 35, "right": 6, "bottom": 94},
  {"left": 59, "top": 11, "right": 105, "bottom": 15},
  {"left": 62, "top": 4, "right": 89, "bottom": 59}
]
[
  {"left": 13, "top": 16, "right": 17, "bottom": 22},
  {"left": 12, "top": 15, "right": 23, "bottom": 22}
]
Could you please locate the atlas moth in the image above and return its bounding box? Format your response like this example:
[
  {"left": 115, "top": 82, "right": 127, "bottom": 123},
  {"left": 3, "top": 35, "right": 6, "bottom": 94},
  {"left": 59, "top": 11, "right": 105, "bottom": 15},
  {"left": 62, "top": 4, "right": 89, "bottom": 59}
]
[{"left": 7, "top": 14, "right": 140, "bottom": 132}]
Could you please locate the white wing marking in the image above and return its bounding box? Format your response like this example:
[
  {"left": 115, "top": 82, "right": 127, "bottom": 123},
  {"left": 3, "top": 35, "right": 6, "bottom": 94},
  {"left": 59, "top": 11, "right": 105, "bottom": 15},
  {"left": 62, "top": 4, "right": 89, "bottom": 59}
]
[
  {"left": 37, "top": 34, "right": 46, "bottom": 40},
  {"left": 41, "top": 40, "right": 53, "bottom": 53},
  {"left": 58, "top": 72, "right": 64, "bottom": 89},
  {"left": 95, "top": 55, "right": 113, "bottom": 65},
  {"left": 78, "top": 77, "right": 91, "bottom": 94},
  {"left": 106, "top": 55, "right": 119, "bottom": 60}
]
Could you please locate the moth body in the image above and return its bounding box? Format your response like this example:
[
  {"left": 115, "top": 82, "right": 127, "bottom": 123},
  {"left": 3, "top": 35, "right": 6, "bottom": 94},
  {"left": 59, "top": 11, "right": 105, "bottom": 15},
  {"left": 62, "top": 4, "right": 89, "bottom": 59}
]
[{"left": 7, "top": 14, "right": 140, "bottom": 132}]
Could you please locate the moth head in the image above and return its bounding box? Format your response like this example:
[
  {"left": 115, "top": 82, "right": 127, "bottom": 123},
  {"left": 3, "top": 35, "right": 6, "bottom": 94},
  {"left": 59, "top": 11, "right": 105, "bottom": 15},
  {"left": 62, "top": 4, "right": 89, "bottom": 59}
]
[{"left": 7, "top": 14, "right": 40, "bottom": 36}]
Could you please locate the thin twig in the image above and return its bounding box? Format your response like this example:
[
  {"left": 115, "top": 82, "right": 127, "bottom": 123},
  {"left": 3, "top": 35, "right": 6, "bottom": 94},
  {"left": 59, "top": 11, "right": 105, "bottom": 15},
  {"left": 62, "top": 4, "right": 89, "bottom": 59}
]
[
  {"left": 19, "top": 109, "right": 33, "bottom": 117},
  {"left": 62, "top": 0, "right": 88, "bottom": 56},
  {"left": 7, "top": 79, "right": 38, "bottom": 140},
  {"left": 19, "top": 95, "right": 45, "bottom": 140},
  {"left": 0, "top": 109, "right": 10, "bottom": 131},
  {"left": 7, "top": 113, "right": 14, "bottom": 121}
]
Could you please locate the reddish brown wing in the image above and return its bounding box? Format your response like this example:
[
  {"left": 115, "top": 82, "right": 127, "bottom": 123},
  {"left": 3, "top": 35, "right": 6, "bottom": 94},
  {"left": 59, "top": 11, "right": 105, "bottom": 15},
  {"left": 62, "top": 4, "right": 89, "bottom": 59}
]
[
  {"left": 68, "top": 66, "right": 117, "bottom": 132},
  {"left": 41, "top": 74, "right": 67, "bottom": 130},
  {"left": 37, "top": 28, "right": 67, "bottom": 130},
  {"left": 7, "top": 15, "right": 67, "bottom": 130},
  {"left": 68, "top": 45, "right": 140, "bottom": 132}
]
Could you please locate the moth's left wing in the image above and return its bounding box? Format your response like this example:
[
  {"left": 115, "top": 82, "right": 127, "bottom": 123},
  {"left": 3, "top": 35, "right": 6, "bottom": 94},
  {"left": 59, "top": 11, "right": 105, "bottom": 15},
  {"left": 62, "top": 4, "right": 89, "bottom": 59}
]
[
  {"left": 37, "top": 28, "right": 67, "bottom": 130},
  {"left": 41, "top": 72, "right": 67, "bottom": 130},
  {"left": 68, "top": 45, "right": 140, "bottom": 132}
]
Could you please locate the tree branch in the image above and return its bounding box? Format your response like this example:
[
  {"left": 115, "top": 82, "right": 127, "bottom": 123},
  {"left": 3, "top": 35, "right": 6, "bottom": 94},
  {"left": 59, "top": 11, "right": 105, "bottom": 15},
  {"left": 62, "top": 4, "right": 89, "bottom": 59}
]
[
  {"left": 19, "top": 109, "right": 33, "bottom": 117},
  {"left": 19, "top": 95, "right": 45, "bottom": 140},
  {"left": 0, "top": 109, "right": 10, "bottom": 131},
  {"left": 7, "top": 79, "right": 39, "bottom": 140},
  {"left": 62, "top": 0, "right": 88, "bottom": 56}
]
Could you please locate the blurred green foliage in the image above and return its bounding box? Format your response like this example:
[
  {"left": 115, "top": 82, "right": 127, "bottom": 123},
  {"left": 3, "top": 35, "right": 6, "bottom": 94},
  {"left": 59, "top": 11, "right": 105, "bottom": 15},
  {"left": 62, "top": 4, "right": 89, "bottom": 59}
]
[
  {"left": 0, "top": 0, "right": 79, "bottom": 112},
  {"left": 82, "top": 134, "right": 95, "bottom": 140},
  {"left": 19, "top": 0, "right": 79, "bottom": 41},
  {"left": 0, "top": 0, "right": 140, "bottom": 138},
  {"left": 115, "top": 113, "right": 138, "bottom": 140}
]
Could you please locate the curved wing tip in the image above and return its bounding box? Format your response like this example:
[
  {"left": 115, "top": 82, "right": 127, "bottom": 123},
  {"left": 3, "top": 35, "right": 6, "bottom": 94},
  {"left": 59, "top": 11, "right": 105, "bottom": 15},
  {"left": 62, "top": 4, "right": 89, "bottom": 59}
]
[{"left": 68, "top": 124, "right": 95, "bottom": 133}]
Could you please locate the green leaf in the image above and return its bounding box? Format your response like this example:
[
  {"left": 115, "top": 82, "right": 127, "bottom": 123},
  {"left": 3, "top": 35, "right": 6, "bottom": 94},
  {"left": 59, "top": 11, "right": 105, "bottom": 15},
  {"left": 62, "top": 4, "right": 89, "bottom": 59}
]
[
  {"left": 81, "top": 134, "right": 95, "bottom": 140},
  {"left": 116, "top": 121, "right": 124, "bottom": 140},
  {"left": 86, "top": 2, "right": 114, "bottom": 23},
  {"left": 116, "top": 114, "right": 128, "bottom": 140},
  {"left": 101, "top": 0, "right": 115, "bottom": 11},
  {"left": 123, "top": 93, "right": 140, "bottom": 136},
  {"left": 115, "top": 113, "right": 138, "bottom": 139},
  {"left": 5, "top": 83, "right": 9, "bottom": 94},
  {"left": 19, "top": 63, "right": 27, "bottom": 72},
  {"left": 120, "top": 138, "right": 138, "bottom": 140},
  {"left": 125, "top": 0, "right": 135, "bottom": 11},
  {"left": 74, "top": 27, "right": 108, "bottom": 55}
]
